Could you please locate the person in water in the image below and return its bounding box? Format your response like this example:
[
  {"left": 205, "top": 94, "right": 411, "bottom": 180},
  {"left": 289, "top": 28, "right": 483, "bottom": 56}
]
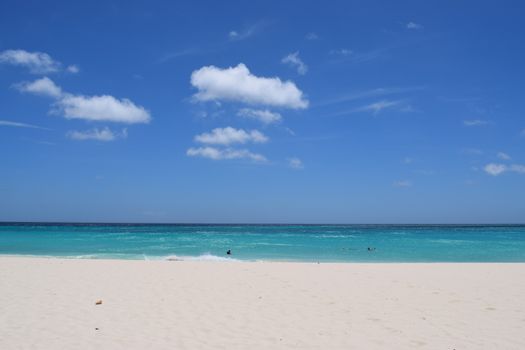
[{"left": 226, "top": 249, "right": 231, "bottom": 255}]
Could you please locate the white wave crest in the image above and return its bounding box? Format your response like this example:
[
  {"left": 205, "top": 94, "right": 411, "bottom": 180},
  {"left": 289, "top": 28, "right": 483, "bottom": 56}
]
[{"left": 165, "top": 253, "right": 240, "bottom": 262}]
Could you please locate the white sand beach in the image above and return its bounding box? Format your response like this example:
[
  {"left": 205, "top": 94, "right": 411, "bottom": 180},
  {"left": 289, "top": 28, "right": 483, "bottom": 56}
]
[{"left": 1, "top": 257, "right": 524, "bottom": 349}]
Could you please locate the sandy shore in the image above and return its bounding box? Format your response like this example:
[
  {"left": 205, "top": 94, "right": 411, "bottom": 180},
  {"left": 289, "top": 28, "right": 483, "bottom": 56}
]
[{"left": 0, "top": 257, "right": 524, "bottom": 349}]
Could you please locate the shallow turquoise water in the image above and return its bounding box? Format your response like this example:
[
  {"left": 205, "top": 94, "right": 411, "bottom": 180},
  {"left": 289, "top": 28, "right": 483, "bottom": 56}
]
[{"left": 1, "top": 224, "right": 525, "bottom": 262}]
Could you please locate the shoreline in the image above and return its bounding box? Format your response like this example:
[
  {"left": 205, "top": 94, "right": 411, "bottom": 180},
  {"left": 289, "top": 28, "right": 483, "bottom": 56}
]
[
  {"left": 3, "top": 253, "right": 525, "bottom": 264},
  {"left": 1, "top": 257, "right": 524, "bottom": 349}
]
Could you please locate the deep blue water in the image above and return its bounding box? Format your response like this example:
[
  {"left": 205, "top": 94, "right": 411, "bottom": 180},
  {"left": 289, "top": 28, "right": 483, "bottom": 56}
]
[{"left": 1, "top": 223, "right": 525, "bottom": 262}]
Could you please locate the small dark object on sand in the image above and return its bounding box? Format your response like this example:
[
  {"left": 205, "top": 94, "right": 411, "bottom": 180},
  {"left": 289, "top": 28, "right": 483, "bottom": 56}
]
[
  {"left": 95, "top": 300, "right": 103, "bottom": 305},
  {"left": 226, "top": 249, "right": 231, "bottom": 255}
]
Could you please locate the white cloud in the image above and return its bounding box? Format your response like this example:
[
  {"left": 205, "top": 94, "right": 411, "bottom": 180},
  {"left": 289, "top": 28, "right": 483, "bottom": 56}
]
[
  {"left": 15, "top": 77, "right": 151, "bottom": 124},
  {"left": 484, "top": 163, "right": 525, "bottom": 176},
  {"left": 194, "top": 127, "right": 268, "bottom": 145},
  {"left": 403, "top": 157, "right": 413, "bottom": 164},
  {"left": 484, "top": 163, "right": 507, "bottom": 176},
  {"left": 497, "top": 152, "right": 511, "bottom": 160},
  {"left": 281, "top": 52, "right": 308, "bottom": 75},
  {"left": 407, "top": 22, "right": 423, "bottom": 30},
  {"left": 187, "top": 147, "right": 267, "bottom": 162},
  {"left": 15, "top": 77, "right": 62, "bottom": 98},
  {"left": 463, "top": 119, "right": 489, "bottom": 127},
  {"left": 305, "top": 32, "right": 318, "bottom": 40},
  {"left": 0, "top": 49, "right": 61, "bottom": 74},
  {"left": 393, "top": 180, "right": 412, "bottom": 187},
  {"left": 228, "top": 31, "right": 239, "bottom": 39},
  {"left": 357, "top": 100, "right": 401, "bottom": 114},
  {"left": 288, "top": 157, "right": 304, "bottom": 169},
  {"left": 66, "top": 127, "right": 127, "bottom": 141},
  {"left": 190, "top": 63, "right": 308, "bottom": 109},
  {"left": 66, "top": 65, "right": 79, "bottom": 73},
  {"left": 0, "top": 120, "right": 49, "bottom": 130},
  {"left": 57, "top": 94, "right": 151, "bottom": 124},
  {"left": 237, "top": 108, "right": 282, "bottom": 124}
]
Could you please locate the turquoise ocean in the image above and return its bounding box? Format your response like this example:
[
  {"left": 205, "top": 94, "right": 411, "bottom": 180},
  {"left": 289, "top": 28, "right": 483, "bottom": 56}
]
[{"left": 1, "top": 223, "right": 525, "bottom": 262}]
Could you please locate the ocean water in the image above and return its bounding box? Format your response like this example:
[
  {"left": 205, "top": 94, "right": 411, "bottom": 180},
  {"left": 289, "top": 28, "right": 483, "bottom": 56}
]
[{"left": 1, "top": 223, "right": 525, "bottom": 262}]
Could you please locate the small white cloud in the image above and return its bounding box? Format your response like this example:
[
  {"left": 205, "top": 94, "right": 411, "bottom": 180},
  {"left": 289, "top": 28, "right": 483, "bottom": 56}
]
[
  {"left": 393, "top": 180, "right": 412, "bottom": 187},
  {"left": 497, "top": 152, "right": 511, "bottom": 160},
  {"left": 194, "top": 127, "right": 268, "bottom": 145},
  {"left": 281, "top": 52, "right": 308, "bottom": 75},
  {"left": 0, "top": 120, "right": 49, "bottom": 130},
  {"left": 227, "top": 22, "right": 264, "bottom": 41},
  {"left": 357, "top": 100, "right": 401, "bottom": 114},
  {"left": 66, "top": 127, "right": 127, "bottom": 142},
  {"left": 403, "top": 157, "right": 413, "bottom": 164},
  {"left": 187, "top": 147, "right": 267, "bottom": 162},
  {"left": 288, "top": 157, "right": 304, "bottom": 169},
  {"left": 305, "top": 32, "right": 318, "bottom": 40},
  {"left": 190, "top": 63, "right": 308, "bottom": 109},
  {"left": 463, "top": 119, "right": 489, "bottom": 127},
  {"left": 407, "top": 22, "right": 423, "bottom": 30},
  {"left": 15, "top": 77, "right": 62, "bottom": 98},
  {"left": 57, "top": 94, "right": 151, "bottom": 124},
  {"left": 0, "top": 49, "right": 61, "bottom": 74},
  {"left": 66, "top": 65, "right": 79, "bottom": 73},
  {"left": 482, "top": 163, "right": 525, "bottom": 176},
  {"left": 484, "top": 163, "right": 507, "bottom": 176},
  {"left": 237, "top": 108, "right": 282, "bottom": 124}
]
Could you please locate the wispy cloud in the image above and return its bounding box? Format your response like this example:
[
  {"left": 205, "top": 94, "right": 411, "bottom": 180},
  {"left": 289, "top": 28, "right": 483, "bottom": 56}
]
[
  {"left": 329, "top": 47, "right": 388, "bottom": 64},
  {"left": 67, "top": 127, "right": 127, "bottom": 142},
  {"left": 191, "top": 63, "right": 308, "bottom": 109},
  {"left": 461, "top": 148, "right": 484, "bottom": 156},
  {"left": 305, "top": 32, "right": 318, "bottom": 40},
  {"left": 281, "top": 52, "right": 308, "bottom": 75},
  {"left": 228, "top": 21, "right": 266, "bottom": 41},
  {"left": 406, "top": 22, "right": 423, "bottom": 30},
  {"left": 237, "top": 108, "right": 282, "bottom": 124},
  {"left": 187, "top": 147, "right": 267, "bottom": 162},
  {"left": 194, "top": 127, "right": 268, "bottom": 145},
  {"left": 318, "top": 86, "right": 423, "bottom": 107},
  {"left": 393, "top": 180, "right": 412, "bottom": 188},
  {"left": 484, "top": 163, "right": 525, "bottom": 176},
  {"left": 66, "top": 65, "right": 80, "bottom": 73},
  {"left": 288, "top": 157, "right": 304, "bottom": 169},
  {"left": 156, "top": 48, "right": 203, "bottom": 63},
  {"left": 497, "top": 152, "right": 511, "bottom": 160},
  {"left": 0, "top": 49, "right": 77, "bottom": 74},
  {"left": 355, "top": 100, "right": 402, "bottom": 114},
  {"left": 463, "top": 119, "right": 490, "bottom": 127},
  {"left": 0, "top": 120, "right": 50, "bottom": 130}
]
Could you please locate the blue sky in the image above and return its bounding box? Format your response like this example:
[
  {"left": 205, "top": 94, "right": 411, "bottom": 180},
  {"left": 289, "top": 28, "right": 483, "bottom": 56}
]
[{"left": 1, "top": 0, "right": 524, "bottom": 223}]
